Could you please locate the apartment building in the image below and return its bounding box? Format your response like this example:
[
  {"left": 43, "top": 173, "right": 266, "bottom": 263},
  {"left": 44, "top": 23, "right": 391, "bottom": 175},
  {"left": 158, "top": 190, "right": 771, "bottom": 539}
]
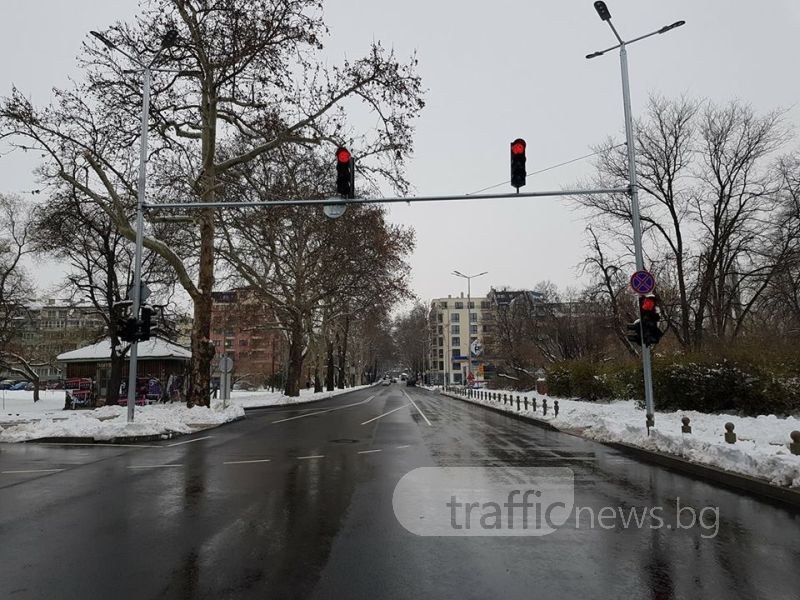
[
  {"left": 210, "top": 289, "right": 285, "bottom": 386},
  {"left": 428, "top": 293, "right": 490, "bottom": 385}
]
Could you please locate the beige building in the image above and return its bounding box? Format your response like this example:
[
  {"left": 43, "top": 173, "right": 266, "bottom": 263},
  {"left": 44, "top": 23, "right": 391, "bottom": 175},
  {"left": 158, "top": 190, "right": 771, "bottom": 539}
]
[{"left": 428, "top": 293, "right": 490, "bottom": 385}]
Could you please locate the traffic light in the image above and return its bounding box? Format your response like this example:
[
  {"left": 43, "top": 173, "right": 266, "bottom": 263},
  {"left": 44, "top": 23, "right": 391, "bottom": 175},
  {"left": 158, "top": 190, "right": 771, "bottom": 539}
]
[
  {"left": 639, "top": 295, "right": 663, "bottom": 347},
  {"left": 626, "top": 320, "right": 642, "bottom": 346},
  {"left": 137, "top": 306, "right": 153, "bottom": 342},
  {"left": 335, "top": 147, "right": 355, "bottom": 199},
  {"left": 510, "top": 138, "right": 527, "bottom": 190},
  {"left": 119, "top": 317, "right": 138, "bottom": 343}
]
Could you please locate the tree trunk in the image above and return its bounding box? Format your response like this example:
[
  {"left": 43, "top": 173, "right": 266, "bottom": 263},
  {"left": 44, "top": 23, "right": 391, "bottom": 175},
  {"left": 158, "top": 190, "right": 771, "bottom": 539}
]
[
  {"left": 284, "top": 320, "right": 305, "bottom": 397},
  {"left": 32, "top": 377, "right": 40, "bottom": 403},
  {"left": 188, "top": 289, "right": 214, "bottom": 407},
  {"left": 325, "top": 339, "right": 335, "bottom": 391},
  {"left": 106, "top": 349, "right": 124, "bottom": 406}
]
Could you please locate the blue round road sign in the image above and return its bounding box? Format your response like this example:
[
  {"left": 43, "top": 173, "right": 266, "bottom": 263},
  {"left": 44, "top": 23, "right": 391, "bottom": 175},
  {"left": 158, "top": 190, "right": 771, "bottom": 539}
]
[{"left": 630, "top": 270, "right": 656, "bottom": 295}]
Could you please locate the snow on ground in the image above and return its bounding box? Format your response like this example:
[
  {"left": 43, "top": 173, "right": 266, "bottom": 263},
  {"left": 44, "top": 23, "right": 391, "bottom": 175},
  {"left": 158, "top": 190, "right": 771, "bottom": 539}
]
[
  {"left": 227, "top": 384, "right": 374, "bottom": 409},
  {"left": 0, "top": 384, "right": 372, "bottom": 443},
  {"left": 440, "top": 387, "right": 800, "bottom": 489}
]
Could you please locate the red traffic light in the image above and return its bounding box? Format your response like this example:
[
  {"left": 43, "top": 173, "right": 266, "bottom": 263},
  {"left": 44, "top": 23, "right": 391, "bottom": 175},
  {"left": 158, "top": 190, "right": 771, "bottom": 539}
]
[
  {"left": 336, "top": 147, "right": 351, "bottom": 163},
  {"left": 511, "top": 139, "right": 526, "bottom": 156},
  {"left": 641, "top": 297, "right": 656, "bottom": 312}
]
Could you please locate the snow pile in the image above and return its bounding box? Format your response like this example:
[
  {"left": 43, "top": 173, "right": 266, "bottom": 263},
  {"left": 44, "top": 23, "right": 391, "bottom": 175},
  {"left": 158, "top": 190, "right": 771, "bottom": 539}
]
[
  {"left": 443, "top": 388, "right": 800, "bottom": 488},
  {"left": 0, "top": 402, "right": 244, "bottom": 443},
  {"left": 1, "top": 390, "right": 66, "bottom": 424},
  {"left": 228, "top": 384, "right": 374, "bottom": 409}
]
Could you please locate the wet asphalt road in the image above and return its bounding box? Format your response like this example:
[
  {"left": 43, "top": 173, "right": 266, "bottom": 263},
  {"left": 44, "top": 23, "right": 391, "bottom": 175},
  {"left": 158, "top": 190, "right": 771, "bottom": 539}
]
[{"left": 1, "top": 384, "right": 799, "bottom": 600}]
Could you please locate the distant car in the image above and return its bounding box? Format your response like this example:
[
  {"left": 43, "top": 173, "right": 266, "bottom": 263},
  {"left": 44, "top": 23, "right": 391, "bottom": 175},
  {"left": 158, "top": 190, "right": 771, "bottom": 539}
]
[
  {"left": 390, "top": 377, "right": 397, "bottom": 383},
  {"left": 406, "top": 377, "right": 417, "bottom": 387},
  {"left": 10, "top": 381, "right": 29, "bottom": 390},
  {"left": 0, "top": 380, "right": 16, "bottom": 390},
  {"left": 381, "top": 378, "right": 391, "bottom": 386},
  {"left": 25, "top": 382, "right": 35, "bottom": 391}
]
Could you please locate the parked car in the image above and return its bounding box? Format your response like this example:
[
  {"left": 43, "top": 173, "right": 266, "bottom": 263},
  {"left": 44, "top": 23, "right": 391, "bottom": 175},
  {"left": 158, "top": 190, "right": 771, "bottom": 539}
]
[
  {"left": 380, "top": 378, "right": 391, "bottom": 386},
  {"left": 25, "top": 382, "right": 35, "bottom": 391},
  {"left": 0, "top": 379, "right": 16, "bottom": 390},
  {"left": 10, "top": 381, "right": 29, "bottom": 390}
]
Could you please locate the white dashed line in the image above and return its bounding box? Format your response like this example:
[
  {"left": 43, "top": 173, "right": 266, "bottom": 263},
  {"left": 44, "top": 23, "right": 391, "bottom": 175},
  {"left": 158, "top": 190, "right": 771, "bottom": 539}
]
[
  {"left": 357, "top": 449, "right": 382, "bottom": 455},
  {"left": 166, "top": 435, "right": 214, "bottom": 447},
  {"left": 1, "top": 468, "right": 65, "bottom": 474},
  {"left": 297, "top": 455, "right": 325, "bottom": 460},
  {"left": 396, "top": 444, "right": 411, "bottom": 449},
  {"left": 272, "top": 395, "right": 375, "bottom": 424},
  {"left": 223, "top": 459, "right": 272, "bottom": 465},
  {"left": 403, "top": 391, "right": 432, "bottom": 426},
  {"left": 127, "top": 464, "right": 183, "bottom": 469},
  {"left": 360, "top": 403, "right": 410, "bottom": 425}
]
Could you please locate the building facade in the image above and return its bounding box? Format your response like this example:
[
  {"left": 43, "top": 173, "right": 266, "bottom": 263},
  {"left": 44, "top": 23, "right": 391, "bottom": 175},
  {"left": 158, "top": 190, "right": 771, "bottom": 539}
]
[
  {"left": 428, "top": 293, "right": 490, "bottom": 385},
  {"left": 210, "top": 289, "right": 285, "bottom": 387}
]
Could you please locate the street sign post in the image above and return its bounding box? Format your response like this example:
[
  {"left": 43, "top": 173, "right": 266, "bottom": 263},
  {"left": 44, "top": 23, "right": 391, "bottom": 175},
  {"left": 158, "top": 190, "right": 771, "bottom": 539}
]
[
  {"left": 219, "top": 356, "right": 233, "bottom": 407},
  {"left": 629, "top": 270, "right": 656, "bottom": 295}
]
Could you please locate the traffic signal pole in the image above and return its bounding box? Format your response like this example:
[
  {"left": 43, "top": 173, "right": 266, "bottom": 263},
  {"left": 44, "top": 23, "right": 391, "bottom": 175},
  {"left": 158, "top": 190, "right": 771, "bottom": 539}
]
[
  {"left": 126, "top": 65, "right": 151, "bottom": 423},
  {"left": 619, "top": 42, "right": 656, "bottom": 431}
]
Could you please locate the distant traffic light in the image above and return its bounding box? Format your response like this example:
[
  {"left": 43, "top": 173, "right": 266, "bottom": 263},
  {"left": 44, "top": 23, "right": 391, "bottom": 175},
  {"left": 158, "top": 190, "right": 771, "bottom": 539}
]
[
  {"left": 639, "top": 295, "right": 663, "bottom": 347},
  {"left": 336, "top": 147, "right": 354, "bottom": 199},
  {"left": 510, "top": 138, "right": 527, "bottom": 190}
]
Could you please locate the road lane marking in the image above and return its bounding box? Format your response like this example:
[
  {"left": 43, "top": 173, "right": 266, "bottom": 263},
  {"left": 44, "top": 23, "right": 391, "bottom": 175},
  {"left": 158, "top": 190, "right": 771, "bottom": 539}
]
[
  {"left": 166, "top": 436, "right": 214, "bottom": 447},
  {"left": 357, "top": 449, "right": 382, "bottom": 454},
  {"left": 127, "top": 464, "right": 183, "bottom": 469},
  {"left": 272, "top": 395, "right": 375, "bottom": 424},
  {"left": 297, "top": 455, "right": 325, "bottom": 460},
  {"left": 360, "top": 403, "right": 410, "bottom": 425},
  {"left": 1, "top": 468, "right": 65, "bottom": 474},
  {"left": 396, "top": 444, "right": 411, "bottom": 449},
  {"left": 36, "top": 442, "right": 162, "bottom": 448},
  {"left": 403, "top": 391, "right": 432, "bottom": 426},
  {"left": 223, "top": 459, "right": 272, "bottom": 465}
]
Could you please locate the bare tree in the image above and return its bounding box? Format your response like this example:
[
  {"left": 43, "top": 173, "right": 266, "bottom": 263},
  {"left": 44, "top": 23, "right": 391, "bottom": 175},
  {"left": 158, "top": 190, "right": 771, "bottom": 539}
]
[{"left": 0, "top": 0, "right": 424, "bottom": 406}]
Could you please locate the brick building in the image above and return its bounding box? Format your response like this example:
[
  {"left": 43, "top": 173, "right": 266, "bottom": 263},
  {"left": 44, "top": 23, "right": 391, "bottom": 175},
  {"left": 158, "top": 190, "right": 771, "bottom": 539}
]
[{"left": 210, "top": 289, "right": 285, "bottom": 387}]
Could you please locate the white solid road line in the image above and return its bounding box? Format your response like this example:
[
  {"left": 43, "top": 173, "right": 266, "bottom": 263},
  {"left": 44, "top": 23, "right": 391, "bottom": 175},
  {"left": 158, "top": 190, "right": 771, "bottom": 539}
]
[
  {"left": 1, "top": 468, "right": 66, "bottom": 474},
  {"left": 396, "top": 444, "right": 411, "bottom": 449},
  {"left": 271, "top": 395, "right": 375, "bottom": 424},
  {"left": 357, "top": 449, "right": 382, "bottom": 454},
  {"left": 223, "top": 458, "right": 272, "bottom": 465},
  {"left": 166, "top": 435, "right": 214, "bottom": 447},
  {"left": 360, "top": 403, "right": 410, "bottom": 425},
  {"left": 127, "top": 464, "right": 183, "bottom": 469},
  {"left": 403, "top": 391, "right": 432, "bottom": 426},
  {"left": 297, "top": 455, "right": 325, "bottom": 460}
]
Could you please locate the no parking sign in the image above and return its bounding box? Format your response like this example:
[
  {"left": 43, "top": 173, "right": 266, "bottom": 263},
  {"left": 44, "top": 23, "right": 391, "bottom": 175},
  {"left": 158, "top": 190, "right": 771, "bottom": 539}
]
[{"left": 629, "top": 270, "right": 656, "bottom": 296}]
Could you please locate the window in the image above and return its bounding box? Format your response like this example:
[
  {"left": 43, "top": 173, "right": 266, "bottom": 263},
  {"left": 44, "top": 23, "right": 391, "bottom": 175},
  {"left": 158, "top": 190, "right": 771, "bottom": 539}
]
[
  {"left": 438, "top": 325, "right": 443, "bottom": 334},
  {"left": 483, "top": 325, "right": 491, "bottom": 333},
  {"left": 451, "top": 337, "right": 460, "bottom": 347},
  {"left": 239, "top": 339, "right": 248, "bottom": 346},
  {"left": 470, "top": 325, "right": 478, "bottom": 334},
  {"left": 438, "top": 336, "right": 443, "bottom": 346},
  {"left": 438, "top": 361, "right": 444, "bottom": 371},
  {"left": 468, "top": 301, "right": 475, "bottom": 309},
  {"left": 481, "top": 301, "right": 490, "bottom": 309},
  {"left": 451, "top": 349, "right": 460, "bottom": 358},
  {"left": 439, "top": 301, "right": 448, "bottom": 309},
  {"left": 470, "top": 312, "right": 477, "bottom": 323},
  {"left": 451, "top": 325, "right": 460, "bottom": 335},
  {"left": 454, "top": 301, "right": 464, "bottom": 309},
  {"left": 451, "top": 313, "right": 460, "bottom": 323},
  {"left": 438, "top": 349, "right": 444, "bottom": 359},
  {"left": 437, "top": 313, "right": 443, "bottom": 323},
  {"left": 453, "top": 371, "right": 462, "bottom": 384}
]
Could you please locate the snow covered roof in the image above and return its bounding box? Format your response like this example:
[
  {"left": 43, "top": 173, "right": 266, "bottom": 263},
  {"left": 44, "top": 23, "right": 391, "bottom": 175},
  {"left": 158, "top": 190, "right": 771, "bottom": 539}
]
[{"left": 56, "top": 338, "right": 191, "bottom": 363}]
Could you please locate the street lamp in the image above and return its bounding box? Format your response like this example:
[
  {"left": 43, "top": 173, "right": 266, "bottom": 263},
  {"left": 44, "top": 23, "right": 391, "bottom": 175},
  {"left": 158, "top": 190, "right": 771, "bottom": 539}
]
[
  {"left": 90, "top": 29, "right": 178, "bottom": 422},
  {"left": 585, "top": 2, "right": 685, "bottom": 432},
  {"left": 452, "top": 270, "right": 487, "bottom": 387}
]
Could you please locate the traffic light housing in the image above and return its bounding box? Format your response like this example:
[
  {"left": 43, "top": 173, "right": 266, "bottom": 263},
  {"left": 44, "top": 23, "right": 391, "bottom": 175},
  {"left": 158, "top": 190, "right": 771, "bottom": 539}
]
[
  {"left": 626, "top": 320, "right": 642, "bottom": 346},
  {"left": 137, "top": 306, "right": 153, "bottom": 342},
  {"left": 510, "top": 138, "right": 527, "bottom": 189},
  {"left": 639, "top": 295, "right": 663, "bottom": 347},
  {"left": 119, "top": 317, "right": 139, "bottom": 343},
  {"left": 336, "top": 147, "right": 355, "bottom": 199}
]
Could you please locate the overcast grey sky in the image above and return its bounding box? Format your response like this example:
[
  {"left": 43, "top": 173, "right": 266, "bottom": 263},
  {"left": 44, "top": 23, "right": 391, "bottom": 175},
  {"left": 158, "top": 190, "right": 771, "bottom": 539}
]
[{"left": 2, "top": 1, "right": 799, "bottom": 304}]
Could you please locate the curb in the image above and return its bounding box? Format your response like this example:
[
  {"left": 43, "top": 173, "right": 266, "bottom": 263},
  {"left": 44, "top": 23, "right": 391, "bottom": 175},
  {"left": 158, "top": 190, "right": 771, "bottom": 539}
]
[{"left": 441, "top": 391, "right": 800, "bottom": 510}]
